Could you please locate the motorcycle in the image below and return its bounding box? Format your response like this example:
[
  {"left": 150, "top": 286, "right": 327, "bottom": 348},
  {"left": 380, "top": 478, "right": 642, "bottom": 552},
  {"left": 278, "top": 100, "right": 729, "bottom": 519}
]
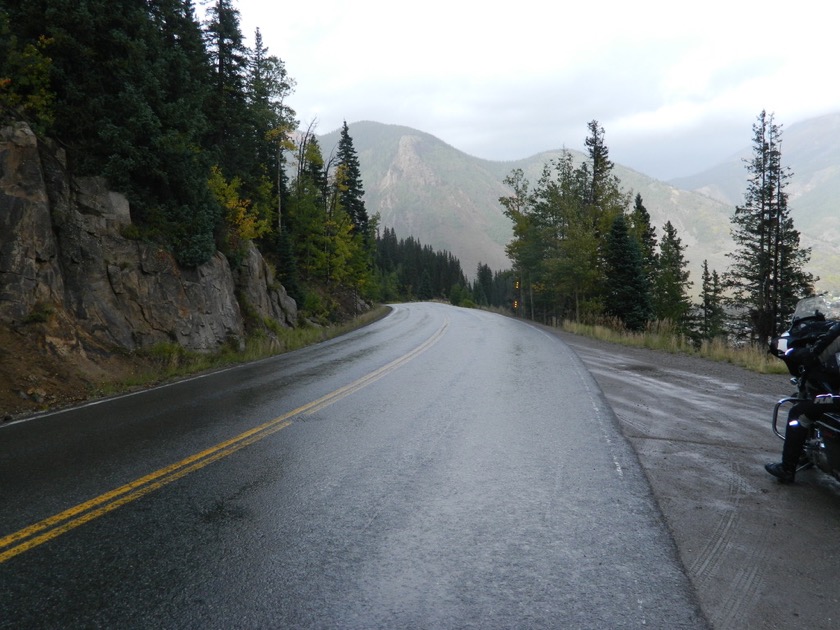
[{"left": 769, "top": 294, "right": 840, "bottom": 481}]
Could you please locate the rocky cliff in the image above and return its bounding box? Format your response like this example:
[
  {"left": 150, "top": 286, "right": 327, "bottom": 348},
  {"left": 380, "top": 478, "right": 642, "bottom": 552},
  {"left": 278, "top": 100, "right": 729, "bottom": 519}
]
[{"left": 0, "top": 122, "right": 297, "bottom": 416}]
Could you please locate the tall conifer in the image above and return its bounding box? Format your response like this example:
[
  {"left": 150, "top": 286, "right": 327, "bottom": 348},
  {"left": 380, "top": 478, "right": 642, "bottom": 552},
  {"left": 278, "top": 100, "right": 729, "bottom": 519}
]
[
  {"left": 604, "top": 215, "right": 651, "bottom": 331},
  {"left": 629, "top": 193, "right": 658, "bottom": 283},
  {"left": 204, "top": 0, "right": 252, "bottom": 178},
  {"left": 335, "top": 121, "right": 369, "bottom": 236},
  {"left": 725, "top": 111, "right": 813, "bottom": 343},
  {"left": 247, "top": 27, "right": 296, "bottom": 201},
  {"left": 653, "top": 221, "right": 692, "bottom": 328},
  {"left": 581, "top": 120, "right": 628, "bottom": 236},
  {"left": 699, "top": 260, "right": 725, "bottom": 340}
]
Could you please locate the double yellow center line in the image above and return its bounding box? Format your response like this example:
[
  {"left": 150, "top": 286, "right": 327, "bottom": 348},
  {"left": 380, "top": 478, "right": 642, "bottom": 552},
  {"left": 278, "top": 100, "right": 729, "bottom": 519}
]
[{"left": 1, "top": 318, "right": 448, "bottom": 564}]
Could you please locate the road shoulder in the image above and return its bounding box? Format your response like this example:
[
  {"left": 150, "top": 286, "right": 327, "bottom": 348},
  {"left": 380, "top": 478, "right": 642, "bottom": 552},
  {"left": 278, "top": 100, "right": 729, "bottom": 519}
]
[{"left": 545, "top": 327, "right": 840, "bottom": 630}]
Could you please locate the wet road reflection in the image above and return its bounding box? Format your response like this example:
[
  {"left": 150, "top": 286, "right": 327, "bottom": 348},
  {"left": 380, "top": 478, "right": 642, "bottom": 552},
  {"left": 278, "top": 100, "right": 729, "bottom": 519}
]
[{"left": 1, "top": 303, "right": 707, "bottom": 628}]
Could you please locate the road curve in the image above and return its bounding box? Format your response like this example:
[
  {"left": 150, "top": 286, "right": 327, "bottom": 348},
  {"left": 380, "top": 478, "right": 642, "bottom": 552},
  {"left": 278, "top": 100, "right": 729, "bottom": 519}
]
[{"left": 1, "top": 303, "right": 707, "bottom": 628}]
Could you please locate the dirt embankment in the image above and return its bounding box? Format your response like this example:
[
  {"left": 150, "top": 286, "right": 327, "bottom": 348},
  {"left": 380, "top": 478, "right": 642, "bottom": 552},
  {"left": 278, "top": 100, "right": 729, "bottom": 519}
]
[{"left": 0, "top": 320, "right": 149, "bottom": 421}]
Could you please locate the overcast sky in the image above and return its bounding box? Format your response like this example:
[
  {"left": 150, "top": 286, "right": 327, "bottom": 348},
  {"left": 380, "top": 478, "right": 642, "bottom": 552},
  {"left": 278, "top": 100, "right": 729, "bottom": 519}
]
[{"left": 229, "top": 0, "right": 840, "bottom": 180}]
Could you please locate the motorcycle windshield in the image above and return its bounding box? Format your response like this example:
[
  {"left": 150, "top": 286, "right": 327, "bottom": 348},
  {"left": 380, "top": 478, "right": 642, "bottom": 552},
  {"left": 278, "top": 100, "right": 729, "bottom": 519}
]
[{"left": 793, "top": 294, "right": 840, "bottom": 323}]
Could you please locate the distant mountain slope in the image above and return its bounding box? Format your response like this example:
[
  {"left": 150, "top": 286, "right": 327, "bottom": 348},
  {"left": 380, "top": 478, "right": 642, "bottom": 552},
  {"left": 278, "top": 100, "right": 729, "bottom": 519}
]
[
  {"left": 319, "top": 118, "right": 839, "bottom": 291},
  {"left": 319, "top": 122, "right": 514, "bottom": 274}
]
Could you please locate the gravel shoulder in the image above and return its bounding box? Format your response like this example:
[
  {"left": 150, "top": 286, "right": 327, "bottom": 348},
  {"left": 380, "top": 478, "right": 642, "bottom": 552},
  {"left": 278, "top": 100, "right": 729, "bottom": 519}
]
[{"left": 548, "top": 327, "right": 840, "bottom": 630}]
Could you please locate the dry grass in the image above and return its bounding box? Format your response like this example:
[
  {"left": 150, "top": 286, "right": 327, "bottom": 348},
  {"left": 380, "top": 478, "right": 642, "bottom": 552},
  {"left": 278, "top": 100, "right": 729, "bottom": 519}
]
[
  {"left": 560, "top": 318, "right": 789, "bottom": 375},
  {"left": 95, "top": 305, "right": 392, "bottom": 397}
]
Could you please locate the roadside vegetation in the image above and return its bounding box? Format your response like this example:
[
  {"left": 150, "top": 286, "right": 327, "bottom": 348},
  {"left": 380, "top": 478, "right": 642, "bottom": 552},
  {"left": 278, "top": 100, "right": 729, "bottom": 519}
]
[
  {"left": 560, "top": 319, "right": 788, "bottom": 374},
  {"left": 495, "top": 114, "right": 813, "bottom": 376},
  {"left": 90, "top": 306, "right": 392, "bottom": 399},
  {"left": 500, "top": 116, "right": 812, "bottom": 348}
]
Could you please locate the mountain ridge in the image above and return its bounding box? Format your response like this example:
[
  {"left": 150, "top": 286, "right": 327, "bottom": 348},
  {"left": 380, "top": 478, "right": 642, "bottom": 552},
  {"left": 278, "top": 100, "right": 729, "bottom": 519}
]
[{"left": 319, "top": 115, "right": 840, "bottom": 291}]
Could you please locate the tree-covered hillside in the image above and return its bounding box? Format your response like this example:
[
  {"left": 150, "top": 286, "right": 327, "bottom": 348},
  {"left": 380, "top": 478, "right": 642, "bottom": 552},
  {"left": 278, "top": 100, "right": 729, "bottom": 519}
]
[
  {"left": 319, "top": 122, "right": 514, "bottom": 275},
  {"left": 317, "top": 124, "right": 734, "bottom": 290},
  {"left": 2, "top": 0, "right": 296, "bottom": 266},
  {"left": 320, "top": 116, "right": 839, "bottom": 294},
  {"left": 1, "top": 1, "right": 477, "bottom": 319}
]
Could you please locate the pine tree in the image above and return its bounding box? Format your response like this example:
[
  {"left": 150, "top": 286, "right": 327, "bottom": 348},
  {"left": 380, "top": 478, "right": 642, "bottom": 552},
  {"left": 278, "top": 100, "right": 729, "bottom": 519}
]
[
  {"left": 603, "top": 215, "right": 651, "bottom": 331},
  {"left": 204, "top": 0, "right": 253, "bottom": 179},
  {"left": 335, "top": 121, "right": 369, "bottom": 236},
  {"left": 583, "top": 119, "right": 614, "bottom": 211},
  {"left": 147, "top": 0, "right": 220, "bottom": 266},
  {"left": 652, "top": 221, "right": 692, "bottom": 328},
  {"left": 247, "top": 28, "right": 295, "bottom": 173},
  {"left": 373, "top": 228, "right": 466, "bottom": 302},
  {"left": 500, "top": 122, "right": 635, "bottom": 325},
  {"left": 475, "top": 263, "right": 493, "bottom": 306},
  {"left": 288, "top": 129, "right": 329, "bottom": 279},
  {"left": 246, "top": 27, "right": 296, "bottom": 241},
  {"left": 417, "top": 269, "right": 434, "bottom": 301},
  {"left": 581, "top": 120, "right": 629, "bottom": 237},
  {"left": 501, "top": 150, "right": 602, "bottom": 322},
  {"left": 375, "top": 226, "right": 399, "bottom": 274},
  {"left": 579, "top": 121, "right": 631, "bottom": 320},
  {"left": 629, "top": 193, "right": 658, "bottom": 283},
  {"left": 699, "top": 260, "right": 725, "bottom": 340},
  {"left": 725, "top": 111, "right": 814, "bottom": 344}
]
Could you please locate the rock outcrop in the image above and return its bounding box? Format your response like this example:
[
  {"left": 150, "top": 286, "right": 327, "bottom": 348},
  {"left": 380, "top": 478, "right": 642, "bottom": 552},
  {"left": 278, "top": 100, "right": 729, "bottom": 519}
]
[{"left": 0, "top": 122, "right": 297, "bottom": 356}]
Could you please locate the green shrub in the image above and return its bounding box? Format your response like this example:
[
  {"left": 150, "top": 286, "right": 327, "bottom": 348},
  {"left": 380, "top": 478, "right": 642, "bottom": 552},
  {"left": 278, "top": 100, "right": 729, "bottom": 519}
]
[{"left": 22, "top": 302, "right": 54, "bottom": 324}]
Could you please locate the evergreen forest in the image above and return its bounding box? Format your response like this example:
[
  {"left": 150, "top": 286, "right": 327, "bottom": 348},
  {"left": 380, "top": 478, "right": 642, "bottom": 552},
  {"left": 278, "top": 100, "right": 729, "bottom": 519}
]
[
  {"left": 501, "top": 117, "right": 814, "bottom": 344},
  {"left": 0, "top": 0, "right": 482, "bottom": 321}
]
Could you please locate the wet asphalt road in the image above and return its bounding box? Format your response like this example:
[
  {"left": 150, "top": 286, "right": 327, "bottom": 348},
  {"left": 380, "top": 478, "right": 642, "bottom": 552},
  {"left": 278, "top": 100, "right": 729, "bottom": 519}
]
[
  {"left": 553, "top": 327, "right": 840, "bottom": 630},
  {"left": 1, "top": 303, "right": 707, "bottom": 628}
]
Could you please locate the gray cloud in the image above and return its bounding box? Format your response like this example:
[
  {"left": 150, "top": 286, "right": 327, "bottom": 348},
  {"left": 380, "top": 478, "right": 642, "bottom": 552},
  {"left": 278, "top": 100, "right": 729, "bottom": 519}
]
[{"left": 234, "top": 0, "right": 840, "bottom": 181}]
